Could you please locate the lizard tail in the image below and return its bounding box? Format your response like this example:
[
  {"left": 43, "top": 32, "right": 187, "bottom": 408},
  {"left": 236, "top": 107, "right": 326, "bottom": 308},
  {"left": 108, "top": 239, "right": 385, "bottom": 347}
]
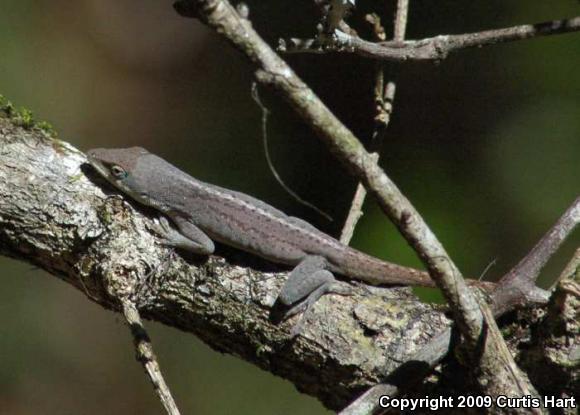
[
  {"left": 337, "top": 249, "right": 436, "bottom": 287},
  {"left": 338, "top": 249, "right": 497, "bottom": 291}
]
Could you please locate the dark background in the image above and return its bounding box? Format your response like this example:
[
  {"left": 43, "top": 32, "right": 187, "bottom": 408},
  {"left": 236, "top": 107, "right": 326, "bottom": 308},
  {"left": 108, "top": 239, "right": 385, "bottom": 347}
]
[{"left": 1, "top": 1, "right": 578, "bottom": 414}]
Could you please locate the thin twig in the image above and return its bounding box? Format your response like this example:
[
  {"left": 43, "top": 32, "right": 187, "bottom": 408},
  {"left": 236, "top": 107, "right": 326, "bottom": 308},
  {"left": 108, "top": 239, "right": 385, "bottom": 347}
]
[
  {"left": 492, "top": 196, "right": 580, "bottom": 315},
  {"left": 558, "top": 247, "right": 580, "bottom": 282},
  {"left": 340, "top": 1, "right": 408, "bottom": 245},
  {"left": 251, "top": 83, "right": 333, "bottom": 222},
  {"left": 501, "top": 197, "right": 580, "bottom": 284},
  {"left": 280, "top": 16, "right": 580, "bottom": 62},
  {"left": 392, "top": 0, "right": 409, "bottom": 40},
  {"left": 339, "top": 182, "right": 367, "bottom": 244},
  {"left": 122, "top": 300, "right": 181, "bottom": 415}
]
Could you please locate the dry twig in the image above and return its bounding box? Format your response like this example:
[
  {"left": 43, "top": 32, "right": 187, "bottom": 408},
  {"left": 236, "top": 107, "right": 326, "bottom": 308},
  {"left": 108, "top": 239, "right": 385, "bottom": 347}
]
[
  {"left": 340, "top": 1, "right": 408, "bottom": 245},
  {"left": 492, "top": 197, "right": 580, "bottom": 315},
  {"left": 558, "top": 247, "right": 580, "bottom": 282},
  {"left": 280, "top": 16, "right": 580, "bottom": 62},
  {"left": 122, "top": 301, "right": 181, "bottom": 415}
]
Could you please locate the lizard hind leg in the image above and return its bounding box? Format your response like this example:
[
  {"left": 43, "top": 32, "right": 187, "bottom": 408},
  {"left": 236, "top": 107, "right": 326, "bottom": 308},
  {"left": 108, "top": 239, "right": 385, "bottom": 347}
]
[{"left": 278, "top": 255, "right": 352, "bottom": 336}]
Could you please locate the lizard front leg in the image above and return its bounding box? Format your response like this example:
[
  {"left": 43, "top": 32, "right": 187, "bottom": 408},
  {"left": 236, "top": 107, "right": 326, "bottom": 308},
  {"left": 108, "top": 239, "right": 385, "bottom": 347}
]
[{"left": 152, "top": 215, "right": 215, "bottom": 255}]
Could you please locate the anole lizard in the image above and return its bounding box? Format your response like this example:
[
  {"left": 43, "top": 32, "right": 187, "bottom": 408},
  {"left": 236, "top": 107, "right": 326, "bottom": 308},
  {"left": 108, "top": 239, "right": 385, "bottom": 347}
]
[{"left": 87, "top": 147, "right": 437, "bottom": 322}]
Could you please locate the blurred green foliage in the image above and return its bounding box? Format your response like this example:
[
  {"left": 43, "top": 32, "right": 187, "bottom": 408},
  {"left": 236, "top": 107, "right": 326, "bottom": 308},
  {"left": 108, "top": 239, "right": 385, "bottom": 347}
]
[{"left": 1, "top": 1, "right": 578, "bottom": 414}]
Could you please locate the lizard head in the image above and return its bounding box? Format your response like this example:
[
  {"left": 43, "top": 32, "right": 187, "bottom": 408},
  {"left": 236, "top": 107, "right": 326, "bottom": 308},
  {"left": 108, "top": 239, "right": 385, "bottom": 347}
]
[{"left": 86, "top": 146, "right": 152, "bottom": 201}]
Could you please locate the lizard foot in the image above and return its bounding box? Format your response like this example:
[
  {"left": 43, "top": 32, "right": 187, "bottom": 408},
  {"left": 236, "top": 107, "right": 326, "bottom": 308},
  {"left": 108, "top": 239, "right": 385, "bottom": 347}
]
[{"left": 284, "top": 280, "right": 354, "bottom": 337}]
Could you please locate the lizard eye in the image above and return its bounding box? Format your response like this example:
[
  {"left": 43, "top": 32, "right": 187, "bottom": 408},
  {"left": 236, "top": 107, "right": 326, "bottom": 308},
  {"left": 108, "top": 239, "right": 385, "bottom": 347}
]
[{"left": 110, "top": 165, "right": 127, "bottom": 179}]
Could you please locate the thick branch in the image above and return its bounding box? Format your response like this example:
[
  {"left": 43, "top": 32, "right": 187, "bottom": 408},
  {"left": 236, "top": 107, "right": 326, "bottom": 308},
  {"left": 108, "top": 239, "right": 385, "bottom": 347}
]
[
  {"left": 1, "top": 100, "right": 577, "bottom": 413},
  {"left": 280, "top": 16, "right": 580, "bottom": 62},
  {"left": 0, "top": 114, "right": 455, "bottom": 410}
]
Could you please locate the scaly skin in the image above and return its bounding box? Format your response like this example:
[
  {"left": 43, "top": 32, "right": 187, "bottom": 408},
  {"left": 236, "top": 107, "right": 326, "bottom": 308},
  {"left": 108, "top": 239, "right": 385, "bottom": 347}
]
[{"left": 87, "top": 147, "right": 434, "bottom": 289}]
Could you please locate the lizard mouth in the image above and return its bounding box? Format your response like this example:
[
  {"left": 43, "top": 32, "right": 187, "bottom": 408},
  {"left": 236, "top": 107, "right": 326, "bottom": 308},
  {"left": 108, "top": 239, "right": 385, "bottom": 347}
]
[{"left": 86, "top": 156, "right": 112, "bottom": 181}]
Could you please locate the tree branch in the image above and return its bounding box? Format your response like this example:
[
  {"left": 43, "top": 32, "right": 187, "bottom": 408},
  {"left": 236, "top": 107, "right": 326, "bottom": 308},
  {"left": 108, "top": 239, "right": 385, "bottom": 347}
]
[
  {"left": 558, "top": 247, "right": 580, "bottom": 282},
  {"left": 122, "top": 300, "right": 181, "bottom": 415},
  {"left": 280, "top": 16, "right": 580, "bottom": 62},
  {"left": 492, "top": 197, "right": 580, "bottom": 316},
  {"left": 340, "top": 2, "right": 408, "bottom": 245},
  {"left": 0, "top": 113, "right": 459, "bottom": 410}
]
